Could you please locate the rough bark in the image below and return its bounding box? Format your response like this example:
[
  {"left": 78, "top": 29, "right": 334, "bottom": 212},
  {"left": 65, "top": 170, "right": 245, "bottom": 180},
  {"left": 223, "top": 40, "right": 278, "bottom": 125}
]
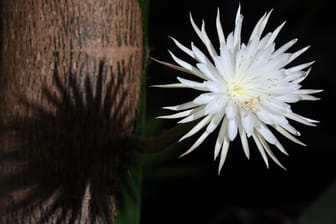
[{"left": 0, "top": 0, "right": 143, "bottom": 223}]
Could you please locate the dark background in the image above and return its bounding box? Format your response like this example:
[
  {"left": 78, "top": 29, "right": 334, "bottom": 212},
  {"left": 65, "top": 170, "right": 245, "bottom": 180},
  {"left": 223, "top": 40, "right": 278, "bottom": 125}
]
[{"left": 142, "top": 0, "right": 336, "bottom": 223}]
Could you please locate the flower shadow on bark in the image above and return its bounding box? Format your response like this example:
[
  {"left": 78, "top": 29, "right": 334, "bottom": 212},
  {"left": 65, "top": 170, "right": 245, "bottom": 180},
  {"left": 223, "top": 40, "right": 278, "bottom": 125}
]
[{"left": 0, "top": 57, "right": 139, "bottom": 223}]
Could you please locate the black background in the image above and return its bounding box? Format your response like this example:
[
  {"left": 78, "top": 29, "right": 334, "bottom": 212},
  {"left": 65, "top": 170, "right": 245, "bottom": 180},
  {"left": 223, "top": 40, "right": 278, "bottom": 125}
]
[{"left": 142, "top": 0, "right": 336, "bottom": 223}]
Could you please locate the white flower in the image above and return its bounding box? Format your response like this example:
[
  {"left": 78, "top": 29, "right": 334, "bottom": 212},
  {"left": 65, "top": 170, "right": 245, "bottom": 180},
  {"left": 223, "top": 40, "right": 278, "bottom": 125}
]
[{"left": 154, "top": 6, "right": 321, "bottom": 173}]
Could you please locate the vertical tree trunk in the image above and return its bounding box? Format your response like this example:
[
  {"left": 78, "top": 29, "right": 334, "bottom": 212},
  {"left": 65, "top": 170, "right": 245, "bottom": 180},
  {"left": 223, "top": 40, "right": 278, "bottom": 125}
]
[{"left": 0, "top": 0, "right": 143, "bottom": 223}]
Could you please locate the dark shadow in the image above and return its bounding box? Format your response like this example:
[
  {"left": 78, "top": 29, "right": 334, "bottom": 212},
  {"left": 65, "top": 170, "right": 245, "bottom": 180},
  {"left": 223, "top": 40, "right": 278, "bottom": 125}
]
[
  {"left": 0, "top": 55, "right": 139, "bottom": 223},
  {"left": 209, "top": 207, "right": 300, "bottom": 224}
]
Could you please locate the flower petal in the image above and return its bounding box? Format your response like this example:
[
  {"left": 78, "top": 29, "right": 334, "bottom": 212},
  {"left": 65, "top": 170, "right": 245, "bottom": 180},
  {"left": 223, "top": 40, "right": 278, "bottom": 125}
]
[
  {"left": 238, "top": 121, "right": 250, "bottom": 159},
  {"left": 163, "top": 101, "right": 199, "bottom": 111},
  {"left": 169, "top": 36, "right": 194, "bottom": 58},
  {"left": 288, "top": 46, "right": 310, "bottom": 63},
  {"left": 228, "top": 118, "right": 238, "bottom": 141},
  {"left": 177, "top": 77, "right": 208, "bottom": 91},
  {"left": 257, "top": 133, "right": 286, "bottom": 170},
  {"left": 285, "top": 112, "right": 319, "bottom": 126},
  {"left": 206, "top": 110, "right": 225, "bottom": 133},
  {"left": 218, "top": 136, "right": 230, "bottom": 174},
  {"left": 179, "top": 131, "right": 210, "bottom": 157},
  {"left": 216, "top": 8, "right": 226, "bottom": 45},
  {"left": 214, "top": 116, "right": 228, "bottom": 160},
  {"left": 252, "top": 134, "right": 269, "bottom": 168},
  {"left": 169, "top": 51, "right": 207, "bottom": 79},
  {"left": 179, "top": 115, "right": 212, "bottom": 141},
  {"left": 157, "top": 109, "right": 193, "bottom": 119},
  {"left": 233, "top": 5, "right": 243, "bottom": 48},
  {"left": 249, "top": 10, "right": 272, "bottom": 41},
  {"left": 272, "top": 39, "right": 297, "bottom": 57},
  {"left": 273, "top": 125, "right": 306, "bottom": 146},
  {"left": 241, "top": 110, "right": 255, "bottom": 137}
]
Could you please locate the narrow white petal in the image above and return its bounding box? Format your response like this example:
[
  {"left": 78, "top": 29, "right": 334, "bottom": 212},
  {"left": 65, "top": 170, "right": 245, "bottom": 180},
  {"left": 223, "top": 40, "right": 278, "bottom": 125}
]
[
  {"left": 265, "top": 21, "right": 286, "bottom": 48},
  {"left": 190, "top": 13, "right": 217, "bottom": 59},
  {"left": 294, "top": 89, "right": 323, "bottom": 95},
  {"left": 192, "top": 43, "right": 211, "bottom": 64},
  {"left": 180, "top": 115, "right": 212, "bottom": 141},
  {"left": 279, "top": 122, "right": 300, "bottom": 136},
  {"left": 256, "top": 124, "right": 289, "bottom": 155},
  {"left": 269, "top": 114, "right": 289, "bottom": 127},
  {"left": 216, "top": 8, "right": 225, "bottom": 45},
  {"left": 196, "top": 63, "right": 217, "bottom": 81},
  {"left": 169, "top": 50, "right": 193, "bottom": 70},
  {"left": 238, "top": 122, "right": 250, "bottom": 159},
  {"left": 257, "top": 133, "right": 286, "bottom": 170},
  {"left": 177, "top": 77, "right": 208, "bottom": 91},
  {"left": 194, "top": 93, "right": 217, "bottom": 105},
  {"left": 285, "top": 72, "right": 304, "bottom": 83},
  {"left": 157, "top": 110, "right": 193, "bottom": 119},
  {"left": 206, "top": 110, "right": 225, "bottom": 133},
  {"left": 241, "top": 110, "right": 255, "bottom": 137},
  {"left": 204, "top": 80, "right": 224, "bottom": 92},
  {"left": 233, "top": 5, "right": 243, "bottom": 48},
  {"left": 256, "top": 124, "right": 276, "bottom": 144},
  {"left": 249, "top": 13, "right": 266, "bottom": 41},
  {"left": 178, "top": 107, "right": 206, "bottom": 123},
  {"left": 169, "top": 36, "right": 195, "bottom": 58},
  {"left": 249, "top": 10, "right": 272, "bottom": 41},
  {"left": 190, "top": 13, "right": 203, "bottom": 40},
  {"left": 287, "top": 61, "right": 315, "bottom": 73},
  {"left": 163, "top": 101, "right": 198, "bottom": 111},
  {"left": 201, "top": 21, "right": 218, "bottom": 59},
  {"left": 252, "top": 134, "right": 269, "bottom": 168},
  {"left": 272, "top": 39, "right": 297, "bottom": 57},
  {"left": 288, "top": 46, "right": 310, "bottom": 63},
  {"left": 227, "top": 33, "right": 236, "bottom": 52},
  {"left": 273, "top": 125, "right": 306, "bottom": 146},
  {"left": 152, "top": 83, "right": 186, "bottom": 88},
  {"left": 299, "top": 95, "right": 321, "bottom": 101},
  {"left": 274, "top": 141, "right": 289, "bottom": 156},
  {"left": 292, "top": 68, "right": 311, "bottom": 84},
  {"left": 225, "top": 101, "right": 237, "bottom": 119},
  {"left": 218, "top": 137, "right": 230, "bottom": 174},
  {"left": 214, "top": 116, "right": 228, "bottom": 160},
  {"left": 228, "top": 118, "right": 238, "bottom": 141},
  {"left": 169, "top": 51, "right": 207, "bottom": 79},
  {"left": 285, "top": 112, "right": 319, "bottom": 126},
  {"left": 180, "top": 131, "right": 209, "bottom": 157},
  {"left": 151, "top": 57, "right": 203, "bottom": 78},
  {"left": 259, "top": 32, "right": 274, "bottom": 50}
]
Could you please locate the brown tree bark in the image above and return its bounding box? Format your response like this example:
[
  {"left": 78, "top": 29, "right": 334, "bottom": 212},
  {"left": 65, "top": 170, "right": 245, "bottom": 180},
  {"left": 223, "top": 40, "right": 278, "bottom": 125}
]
[{"left": 0, "top": 0, "right": 143, "bottom": 223}]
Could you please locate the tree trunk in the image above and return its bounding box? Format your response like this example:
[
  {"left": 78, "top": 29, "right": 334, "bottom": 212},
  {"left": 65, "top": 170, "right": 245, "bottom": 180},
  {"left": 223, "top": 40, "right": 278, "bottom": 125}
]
[{"left": 0, "top": 0, "right": 143, "bottom": 223}]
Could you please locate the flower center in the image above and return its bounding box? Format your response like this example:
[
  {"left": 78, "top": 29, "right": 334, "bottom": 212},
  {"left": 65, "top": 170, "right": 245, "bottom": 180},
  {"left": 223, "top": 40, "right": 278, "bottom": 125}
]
[
  {"left": 228, "top": 81, "right": 248, "bottom": 99},
  {"left": 228, "top": 80, "right": 259, "bottom": 112},
  {"left": 230, "top": 82, "right": 245, "bottom": 96}
]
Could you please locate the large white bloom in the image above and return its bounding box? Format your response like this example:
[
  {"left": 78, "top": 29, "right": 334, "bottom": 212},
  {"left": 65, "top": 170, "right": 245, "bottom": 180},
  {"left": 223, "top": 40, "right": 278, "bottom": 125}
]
[{"left": 155, "top": 6, "right": 321, "bottom": 173}]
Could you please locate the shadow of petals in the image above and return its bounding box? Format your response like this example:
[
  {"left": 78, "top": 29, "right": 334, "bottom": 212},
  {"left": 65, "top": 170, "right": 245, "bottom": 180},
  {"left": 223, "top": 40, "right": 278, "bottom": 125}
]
[{"left": 0, "top": 56, "right": 139, "bottom": 223}]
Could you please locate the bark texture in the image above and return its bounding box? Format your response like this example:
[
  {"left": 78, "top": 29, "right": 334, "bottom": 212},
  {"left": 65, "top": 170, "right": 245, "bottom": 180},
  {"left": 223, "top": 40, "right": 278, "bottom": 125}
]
[{"left": 0, "top": 0, "right": 143, "bottom": 223}]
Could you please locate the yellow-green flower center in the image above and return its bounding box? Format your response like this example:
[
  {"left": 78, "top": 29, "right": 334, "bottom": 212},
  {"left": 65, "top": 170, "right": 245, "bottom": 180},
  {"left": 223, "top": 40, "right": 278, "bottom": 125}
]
[
  {"left": 228, "top": 80, "right": 259, "bottom": 111},
  {"left": 229, "top": 82, "right": 246, "bottom": 96}
]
